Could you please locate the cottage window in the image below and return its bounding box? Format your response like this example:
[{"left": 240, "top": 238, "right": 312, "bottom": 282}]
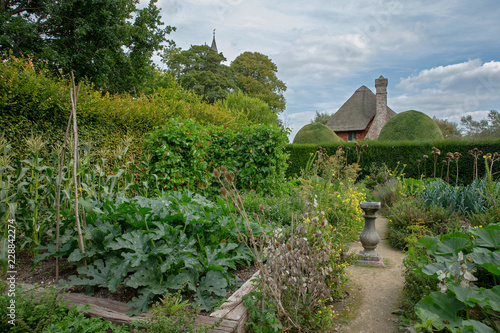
[{"left": 348, "top": 131, "right": 357, "bottom": 141}]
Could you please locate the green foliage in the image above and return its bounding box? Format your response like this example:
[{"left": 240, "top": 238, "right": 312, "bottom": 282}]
[
  {"left": 1, "top": 0, "right": 174, "bottom": 94},
  {"left": 243, "top": 291, "right": 283, "bottom": 333},
  {"left": 419, "top": 178, "right": 496, "bottom": 216},
  {"left": 216, "top": 90, "right": 278, "bottom": 126},
  {"left": 141, "top": 287, "right": 213, "bottom": 333},
  {"left": 0, "top": 283, "right": 131, "bottom": 332},
  {"left": 378, "top": 110, "right": 444, "bottom": 142},
  {"left": 293, "top": 123, "right": 343, "bottom": 144},
  {"left": 242, "top": 185, "right": 306, "bottom": 226},
  {"left": 433, "top": 116, "right": 462, "bottom": 139},
  {"left": 285, "top": 138, "right": 500, "bottom": 184},
  {"left": 310, "top": 111, "right": 333, "bottom": 125},
  {"left": 44, "top": 192, "right": 254, "bottom": 314},
  {"left": 143, "top": 119, "right": 289, "bottom": 195},
  {"left": 385, "top": 196, "right": 462, "bottom": 250},
  {"left": 461, "top": 110, "right": 500, "bottom": 139},
  {"left": 230, "top": 52, "right": 287, "bottom": 114},
  {"left": 407, "top": 225, "right": 500, "bottom": 332},
  {"left": 0, "top": 56, "right": 240, "bottom": 160},
  {"left": 167, "top": 45, "right": 235, "bottom": 103}
]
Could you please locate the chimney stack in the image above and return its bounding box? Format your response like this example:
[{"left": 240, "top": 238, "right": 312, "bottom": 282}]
[{"left": 366, "top": 76, "right": 388, "bottom": 139}]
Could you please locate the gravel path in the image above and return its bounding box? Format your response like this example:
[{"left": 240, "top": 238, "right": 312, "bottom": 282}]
[{"left": 338, "top": 216, "right": 406, "bottom": 333}]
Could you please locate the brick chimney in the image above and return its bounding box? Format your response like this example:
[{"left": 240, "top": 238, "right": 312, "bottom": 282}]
[{"left": 366, "top": 75, "right": 388, "bottom": 139}]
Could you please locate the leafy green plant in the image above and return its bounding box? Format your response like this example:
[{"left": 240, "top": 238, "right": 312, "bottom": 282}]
[
  {"left": 420, "top": 178, "right": 494, "bottom": 216},
  {"left": 385, "top": 196, "right": 462, "bottom": 250},
  {"left": 406, "top": 224, "right": 500, "bottom": 332},
  {"left": 141, "top": 286, "right": 216, "bottom": 333},
  {"left": 0, "top": 282, "right": 131, "bottom": 332},
  {"left": 39, "top": 191, "right": 253, "bottom": 314}
]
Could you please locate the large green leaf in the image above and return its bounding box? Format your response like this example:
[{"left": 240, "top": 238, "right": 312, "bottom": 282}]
[
  {"left": 416, "top": 236, "right": 439, "bottom": 252},
  {"left": 164, "top": 268, "right": 199, "bottom": 291},
  {"left": 127, "top": 288, "right": 155, "bottom": 316},
  {"left": 470, "top": 252, "right": 500, "bottom": 275},
  {"left": 58, "top": 259, "right": 110, "bottom": 288},
  {"left": 107, "top": 230, "right": 151, "bottom": 267},
  {"left": 472, "top": 229, "right": 500, "bottom": 248},
  {"left": 125, "top": 263, "right": 164, "bottom": 294},
  {"left": 199, "top": 270, "right": 228, "bottom": 297},
  {"left": 435, "top": 237, "right": 471, "bottom": 255},
  {"left": 448, "top": 282, "right": 485, "bottom": 307},
  {"left": 460, "top": 320, "right": 495, "bottom": 333},
  {"left": 481, "top": 285, "right": 500, "bottom": 311},
  {"left": 415, "top": 291, "right": 466, "bottom": 328}
]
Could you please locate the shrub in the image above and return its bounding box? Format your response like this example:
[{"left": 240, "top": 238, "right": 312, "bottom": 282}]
[
  {"left": 385, "top": 197, "right": 462, "bottom": 250},
  {"left": 293, "top": 123, "right": 343, "bottom": 144},
  {"left": 143, "top": 120, "right": 289, "bottom": 195},
  {"left": 378, "top": 110, "right": 444, "bottom": 142}
]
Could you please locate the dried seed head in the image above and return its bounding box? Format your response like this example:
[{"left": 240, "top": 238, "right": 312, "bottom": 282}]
[
  {"left": 220, "top": 187, "right": 228, "bottom": 197},
  {"left": 286, "top": 243, "right": 292, "bottom": 251},
  {"left": 253, "top": 212, "right": 258, "bottom": 219},
  {"left": 275, "top": 241, "right": 280, "bottom": 247},
  {"left": 213, "top": 168, "right": 220, "bottom": 178},
  {"left": 224, "top": 171, "right": 234, "bottom": 182},
  {"left": 221, "top": 166, "right": 227, "bottom": 172},
  {"left": 259, "top": 204, "right": 264, "bottom": 211},
  {"left": 237, "top": 197, "right": 243, "bottom": 206}
]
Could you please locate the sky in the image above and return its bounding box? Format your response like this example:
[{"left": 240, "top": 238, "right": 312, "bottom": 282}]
[{"left": 143, "top": 0, "right": 500, "bottom": 142}]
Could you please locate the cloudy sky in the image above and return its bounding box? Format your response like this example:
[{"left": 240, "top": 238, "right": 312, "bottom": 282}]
[{"left": 145, "top": 0, "right": 500, "bottom": 142}]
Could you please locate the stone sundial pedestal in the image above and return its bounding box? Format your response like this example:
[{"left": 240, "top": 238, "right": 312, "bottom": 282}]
[{"left": 357, "top": 201, "right": 385, "bottom": 268}]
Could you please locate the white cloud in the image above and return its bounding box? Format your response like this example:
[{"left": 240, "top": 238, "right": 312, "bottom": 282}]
[{"left": 393, "top": 59, "right": 500, "bottom": 120}]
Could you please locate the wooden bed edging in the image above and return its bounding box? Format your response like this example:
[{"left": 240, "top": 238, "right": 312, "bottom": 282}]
[
  {"left": 19, "top": 269, "right": 260, "bottom": 333},
  {"left": 19, "top": 283, "right": 239, "bottom": 332},
  {"left": 210, "top": 270, "right": 260, "bottom": 333}
]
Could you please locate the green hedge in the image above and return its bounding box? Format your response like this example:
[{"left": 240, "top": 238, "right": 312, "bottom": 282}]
[
  {"left": 286, "top": 139, "right": 500, "bottom": 184},
  {"left": 0, "top": 56, "right": 244, "bottom": 160},
  {"left": 144, "top": 119, "right": 289, "bottom": 195}
]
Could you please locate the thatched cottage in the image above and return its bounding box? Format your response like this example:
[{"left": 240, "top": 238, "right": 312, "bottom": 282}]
[{"left": 325, "top": 76, "right": 396, "bottom": 141}]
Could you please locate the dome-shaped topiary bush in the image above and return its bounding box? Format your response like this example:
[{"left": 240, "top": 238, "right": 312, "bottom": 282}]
[
  {"left": 293, "top": 122, "right": 343, "bottom": 144},
  {"left": 378, "top": 110, "right": 443, "bottom": 141}
]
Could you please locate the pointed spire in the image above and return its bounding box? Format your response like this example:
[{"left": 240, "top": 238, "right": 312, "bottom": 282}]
[{"left": 211, "top": 29, "right": 218, "bottom": 53}]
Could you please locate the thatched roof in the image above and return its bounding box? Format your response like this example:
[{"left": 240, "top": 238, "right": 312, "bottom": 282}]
[{"left": 325, "top": 85, "right": 395, "bottom": 131}]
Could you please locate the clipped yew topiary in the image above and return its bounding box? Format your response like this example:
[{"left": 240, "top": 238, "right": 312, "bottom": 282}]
[
  {"left": 293, "top": 122, "right": 343, "bottom": 144},
  {"left": 378, "top": 110, "right": 444, "bottom": 141}
]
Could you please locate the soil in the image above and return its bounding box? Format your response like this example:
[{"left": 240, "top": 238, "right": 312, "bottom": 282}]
[{"left": 336, "top": 216, "right": 406, "bottom": 333}]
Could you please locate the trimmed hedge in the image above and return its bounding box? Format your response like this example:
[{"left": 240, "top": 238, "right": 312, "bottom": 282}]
[
  {"left": 286, "top": 139, "right": 500, "bottom": 184},
  {"left": 0, "top": 56, "right": 243, "bottom": 160},
  {"left": 293, "top": 122, "right": 343, "bottom": 144},
  {"left": 378, "top": 110, "right": 443, "bottom": 141}
]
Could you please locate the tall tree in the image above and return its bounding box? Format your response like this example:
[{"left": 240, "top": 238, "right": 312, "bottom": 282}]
[
  {"left": 433, "top": 117, "right": 462, "bottom": 139},
  {"left": 460, "top": 114, "right": 491, "bottom": 138},
  {"left": 166, "top": 44, "right": 235, "bottom": 103},
  {"left": 0, "top": 0, "right": 173, "bottom": 94},
  {"left": 311, "top": 111, "right": 332, "bottom": 125},
  {"left": 230, "top": 52, "right": 286, "bottom": 114}
]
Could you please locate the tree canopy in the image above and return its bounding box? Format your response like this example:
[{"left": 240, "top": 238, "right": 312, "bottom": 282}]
[
  {"left": 461, "top": 110, "right": 500, "bottom": 139},
  {"left": 0, "top": 0, "right": 173, "bottom": 94},
  {"left": 433, "top": 117, "right": 462, "bottom": 139},
  {"left": 231, "top": 52, "right": 287, "bottom": 114},
  {"left": 310, "top": 111, "right": 332, "bottom": 125},
  {"left": 166, "top": 45, "right": 235, "bottom": 103}
]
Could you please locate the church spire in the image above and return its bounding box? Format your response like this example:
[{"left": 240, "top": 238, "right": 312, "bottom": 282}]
[{"left": 211, "top": 29, "right": 218, "bottom": 53}]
